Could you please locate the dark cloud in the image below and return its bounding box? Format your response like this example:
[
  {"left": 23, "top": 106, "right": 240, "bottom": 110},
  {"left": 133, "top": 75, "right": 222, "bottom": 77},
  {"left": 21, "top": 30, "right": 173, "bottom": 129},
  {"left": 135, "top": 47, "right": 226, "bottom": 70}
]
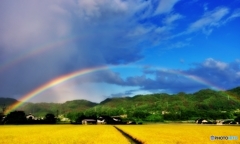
[
  {"left": 1, "top": 1, "right": 238, "bottom": 103},
  {"left": 186, "top": 58, "right": 240, "bottom": 90},
  {"left": 98, "top": 59, "right": 240, "bottom": 95},
  {"left": 122, "top": 70, "right": 206, "bottom": 93},
  {"left": 0, "top": 0, "right": 150, "bottom": 99}
]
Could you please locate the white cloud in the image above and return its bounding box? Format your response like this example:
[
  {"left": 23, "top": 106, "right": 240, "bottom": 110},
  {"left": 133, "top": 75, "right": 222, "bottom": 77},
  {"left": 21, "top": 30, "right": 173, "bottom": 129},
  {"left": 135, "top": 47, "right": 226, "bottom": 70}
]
[
  {"left": 154, "top": 0, "right": 180, "bottom": 15},
  {"left": 237, "top": 72, "right": 240, "bottom": 78},
  {"left": 187, "top": 7, "right": 229, "bottom": 34},
  {"left": 168, "top": 41, "right": 189, "bottom": 49},
  {"left": 155, "top": 26, "right": 169, "bottom": 33},
  {"left": 127, "top": 26, "right": 153, "bottom": 38},
  {"left": 163, "top": 13, "right": 183, "bottom": 24},
  {"left": 150, "top": 13, "right": 184, "bottom": 41},
  {"left": 75, "top": 0, "right": 139, "bottom": 21},
  {"left": 0, "top": 1, "right": 72, "bottom": 54},
  {"left": 0, "top": 0, "right": 148, "bottom": 100},
  {"left": 224, "top": 8, "right": 240, "bottom": 23},
  {"left": 171, "top": 7, "right": 240, "bottom": 38},
  {"left": 1, "top": 0, "right": 239, "bottom": 103},
  {"left": 203, "top": 58, "right": 227, "bottom": 70},
  {"left": 230, "top": 8, "right": 240, "bottom": 18},
  {"left": 77, "top": 0, "right": 100, "bottom": 18}
]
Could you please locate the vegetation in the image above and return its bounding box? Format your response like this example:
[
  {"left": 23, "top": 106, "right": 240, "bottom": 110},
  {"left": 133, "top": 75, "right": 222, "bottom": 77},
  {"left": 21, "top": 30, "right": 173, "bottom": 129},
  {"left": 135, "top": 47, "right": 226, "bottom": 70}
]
[
  {"left": 0, "top": 125, "right": 239, "bottom": 144},
  {"left": 2, "top": 111, "right": 57, "bottom": 124},
  {"left": 1, "top": 86, "right": 240, "bottom": 123},
  {"left": 116, "top": 124, "right": 240, "bottom": 143},
  {"left": 0, "top": 98, "right": 17, "bottom": 106},
  {"left": 0, "top": 125, "right": 130, "bottom": 144},
  {"left": 9, "top": 100, "right": 98, "bottom": 116}
]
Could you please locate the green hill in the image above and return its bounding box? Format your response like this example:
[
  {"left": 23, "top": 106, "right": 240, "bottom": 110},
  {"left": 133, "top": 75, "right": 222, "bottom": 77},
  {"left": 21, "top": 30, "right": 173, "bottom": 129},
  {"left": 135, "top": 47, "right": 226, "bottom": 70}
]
[
  {"left": 0, "top": 97, "right": 18, "bottom": 106},
  {"left": 17, "top": 100, "right": 97, "bottom": 116},
  {"left": 1, "top": 86, "right": 240, "bottom": 120},
  {"left": 0, "top": 99, "right": 97, "bottom": 116}
]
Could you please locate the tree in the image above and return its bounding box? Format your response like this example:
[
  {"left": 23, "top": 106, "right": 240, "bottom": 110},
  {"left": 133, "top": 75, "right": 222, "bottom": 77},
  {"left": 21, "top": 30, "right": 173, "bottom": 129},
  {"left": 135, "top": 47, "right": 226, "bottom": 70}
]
[
  {"left": 0, "top": 113, "right": 4, "bottom": 124},
  {"left": 146, "top": 114, "right": 163, "bottom": 122},
  {"left": 4, "top": 111, "right": 27, "bottom": 124},
  {"left": 44, "top": 113, "right": 56, "bottom": 124},
  {"left": 66, "top": 112, "right": 81, "bottom": 121},
  {"left": 180, "top": 110, "right": 197, "bottom": 120},
  {"left": 132, "top": 110, "right": 150, "bottom": 120},
  {"left": 234, "top": 116, "right": 240, "bottom": 124}
]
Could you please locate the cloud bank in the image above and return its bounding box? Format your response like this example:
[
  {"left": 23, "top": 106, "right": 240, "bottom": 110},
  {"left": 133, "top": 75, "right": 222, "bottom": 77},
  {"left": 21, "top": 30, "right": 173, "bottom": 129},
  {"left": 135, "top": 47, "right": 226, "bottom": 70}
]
[{"left": 0, "top": 0, "right": 239, "bottom": 102}]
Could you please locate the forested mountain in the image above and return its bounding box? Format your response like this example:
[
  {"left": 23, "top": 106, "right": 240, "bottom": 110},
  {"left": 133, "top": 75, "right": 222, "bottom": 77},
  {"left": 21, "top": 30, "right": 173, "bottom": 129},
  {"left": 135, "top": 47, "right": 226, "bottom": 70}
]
[
  {"left": 227, "top": 86, "right": 240, "bottom": 97},
  {"left": 1, "top": 87, "right": 240, "bottom": 121},
  {"left": 0, "top": 99, "right": 97, "bottom": 116},
  {"left": 0, "top": 97, "right": 18, "bottom": 106}
]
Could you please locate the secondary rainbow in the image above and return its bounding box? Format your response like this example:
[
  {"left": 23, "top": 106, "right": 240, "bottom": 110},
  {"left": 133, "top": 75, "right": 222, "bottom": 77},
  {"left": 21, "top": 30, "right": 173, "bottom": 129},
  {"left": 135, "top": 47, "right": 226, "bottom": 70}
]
[
  {"left": 4, "top": 65, "right": 234, "bottom": 114},
  {"left": 4, "top": 65, "right": 108, "bottom": 114},
  {"left": 0, "top": 36, "right": 80, "bottom": 74}
]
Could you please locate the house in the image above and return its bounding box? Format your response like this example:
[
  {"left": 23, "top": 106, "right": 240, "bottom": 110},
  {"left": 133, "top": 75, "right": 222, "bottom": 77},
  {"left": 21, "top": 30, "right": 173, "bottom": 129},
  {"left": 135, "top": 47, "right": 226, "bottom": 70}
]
[
  {"left": 26, "top": 113, "right": 36, "bottom": 120},
  {"left": 220, "top": 119, "right": 237, "bottom": 124},
  {"left": 97, "top": 119, "right": 105, "bottom": 124},
  {"left": 162, "top": 111, "right": 170, "bottom": 115},
  {"left": 195, "top": 118, "right": 212, "bottom": 124},
  {"left": 119, "top": 114, "right": 127, "bottom": 118},
  {"left": 201, "top": 120, "right": 208, "bottom": 124},
  {"left": 112, "top": 116, "right": 122, "bottom": 122},
  {"left": 96, "top": 116, "right": 124, "bottom": 124},
  {"left": 58, "top": 115, "right": 70, "bottom": 122},
  {"left": 127, "top": 121, "right": 136, "bottom": 124},
  {"left": 111, "top": 116, "right": 124, "bottom": 124},
  {"left": 82, "top": 119, "right": 97, "bottom": 125},
  {"left": 97, "top": 117, "right": 106, "bottom": 124}
]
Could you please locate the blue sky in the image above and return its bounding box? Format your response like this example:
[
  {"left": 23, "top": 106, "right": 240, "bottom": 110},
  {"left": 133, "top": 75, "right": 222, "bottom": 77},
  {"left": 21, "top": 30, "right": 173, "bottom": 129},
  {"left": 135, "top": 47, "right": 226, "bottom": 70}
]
[{"left": 0, "top": 0, "right": 240, "bottom": 103}]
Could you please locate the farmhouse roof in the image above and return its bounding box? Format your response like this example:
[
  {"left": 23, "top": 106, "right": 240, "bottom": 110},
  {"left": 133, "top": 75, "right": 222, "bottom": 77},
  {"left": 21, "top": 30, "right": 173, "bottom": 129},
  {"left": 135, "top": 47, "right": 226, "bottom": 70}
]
[{"left": 82, "top": 119, "right": 96, "bottom": 121}]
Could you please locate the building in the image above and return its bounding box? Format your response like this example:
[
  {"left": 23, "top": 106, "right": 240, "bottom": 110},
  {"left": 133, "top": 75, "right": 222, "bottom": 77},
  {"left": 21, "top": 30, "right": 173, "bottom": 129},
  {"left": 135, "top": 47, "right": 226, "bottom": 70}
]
[
  {"left": 97, "top": 118, "right": 106, "bottom": 124},
  {"left": 82, "top": 119, "right": 97, "bottom": 125},
  {"left": 26, "top": 113, "right": 36, "bottom": 120}
]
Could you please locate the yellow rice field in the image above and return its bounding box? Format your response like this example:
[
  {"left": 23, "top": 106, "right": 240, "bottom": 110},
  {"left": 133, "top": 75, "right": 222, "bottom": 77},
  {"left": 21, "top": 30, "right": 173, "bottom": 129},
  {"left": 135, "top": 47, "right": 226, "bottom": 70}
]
[
  {"left": 0, "top": 125, "right": 130, "bottom": 144},
  {"left": 0, "top": 124, "right": 239, "bottom": 144},
  {"left": 117, "top": 124, "right": 240, "bottom": 144}
]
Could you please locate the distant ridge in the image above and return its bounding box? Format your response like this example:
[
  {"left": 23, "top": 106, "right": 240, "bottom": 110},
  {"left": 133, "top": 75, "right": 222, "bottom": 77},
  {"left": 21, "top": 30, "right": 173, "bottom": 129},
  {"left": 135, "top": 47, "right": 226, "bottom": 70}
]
[
  {"left": 0, "top": 97, "right": 18, "bottom": 106},
  {"left": 227, "top": 86, "right": 240, "bottom": 96},
  {"left": 1, "top": 86, "right": 240, "bottom": 116}
]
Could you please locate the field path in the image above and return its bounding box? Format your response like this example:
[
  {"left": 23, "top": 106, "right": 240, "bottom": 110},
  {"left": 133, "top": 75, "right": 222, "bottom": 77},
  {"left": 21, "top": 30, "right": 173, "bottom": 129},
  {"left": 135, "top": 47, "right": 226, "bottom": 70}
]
[
  {"left": 114, "top": 126, "right": 143, "bottom": 144},
  {"left": 1, "top": 124, "right": 239, "bottom": 144},
  {"left": 116, "top": 124, "right": 240, "bottom": 144}
]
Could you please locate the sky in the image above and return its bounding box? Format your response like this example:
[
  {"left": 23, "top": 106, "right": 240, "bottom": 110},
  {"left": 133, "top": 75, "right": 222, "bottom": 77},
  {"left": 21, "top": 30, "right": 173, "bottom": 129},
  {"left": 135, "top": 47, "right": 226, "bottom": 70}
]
[{"left": 0, "top": 0, "right": 240, "bottom": 103}]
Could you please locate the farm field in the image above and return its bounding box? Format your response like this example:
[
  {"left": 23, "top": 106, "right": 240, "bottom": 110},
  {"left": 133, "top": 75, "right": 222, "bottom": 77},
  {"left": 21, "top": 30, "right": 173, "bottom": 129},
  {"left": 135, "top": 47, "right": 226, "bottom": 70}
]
[
  {"left": 0, "top": 125, "right": 130, "bottom": 144},
  {"left": 0, "top": 124, "right": 239, "bottom": 144},
  {"left": 116, "top": 124, "right": 240, "bottom": 144}
]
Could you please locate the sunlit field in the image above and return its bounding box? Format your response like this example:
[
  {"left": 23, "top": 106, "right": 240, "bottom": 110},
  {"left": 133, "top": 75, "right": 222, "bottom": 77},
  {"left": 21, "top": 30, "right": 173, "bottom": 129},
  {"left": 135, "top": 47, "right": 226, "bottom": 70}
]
[
  {"left": 116, "top": 124, "right": 240, "bottom": 144},
  {"left": 1, "top": 124, "right": 240, "bottom": 144},
  {"left": 0, "top": 125, "right": 129, "bottom": 144}
]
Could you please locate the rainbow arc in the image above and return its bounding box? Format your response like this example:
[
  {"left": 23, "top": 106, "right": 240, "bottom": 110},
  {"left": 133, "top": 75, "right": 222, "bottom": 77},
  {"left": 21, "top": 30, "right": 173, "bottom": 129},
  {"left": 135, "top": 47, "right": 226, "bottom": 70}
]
[{"left": 5, "top": 65, "right": 236, "bottom": 115}]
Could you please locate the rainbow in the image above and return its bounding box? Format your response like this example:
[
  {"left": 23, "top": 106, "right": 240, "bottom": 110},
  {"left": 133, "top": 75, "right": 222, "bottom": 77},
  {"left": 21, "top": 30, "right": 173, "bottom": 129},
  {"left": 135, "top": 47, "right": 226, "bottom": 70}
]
[
  {"left": 4, "top": 65, "right": 108, "bottom": 114},
  {"left": 168, "top": 69, "right": 225, "bottom": 91},
  {"left": 4, "top": 65, "right": 234, "bottom": 114},
  {"left": 0, "top": 36, "right": 80, "bottom": 74},
  {"left": 142, "top": 67, "right": 225, "bottom": 91}
]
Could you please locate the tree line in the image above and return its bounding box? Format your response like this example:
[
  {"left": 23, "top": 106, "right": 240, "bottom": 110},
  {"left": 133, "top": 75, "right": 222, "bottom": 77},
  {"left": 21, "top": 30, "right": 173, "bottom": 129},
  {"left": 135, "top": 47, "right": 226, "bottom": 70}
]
[
  {"left": 1, "top": 87, "right": 240, "bottom": 124},
  {"left": 1, "top": 111, "right": 57, "bottom": 124}
]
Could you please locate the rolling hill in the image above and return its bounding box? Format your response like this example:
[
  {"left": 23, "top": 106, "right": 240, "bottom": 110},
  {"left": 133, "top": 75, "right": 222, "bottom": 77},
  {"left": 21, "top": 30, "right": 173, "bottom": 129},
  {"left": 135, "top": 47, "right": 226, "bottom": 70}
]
[{"left": 0, "top": 86, "right": 240, "bottom": 117}]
